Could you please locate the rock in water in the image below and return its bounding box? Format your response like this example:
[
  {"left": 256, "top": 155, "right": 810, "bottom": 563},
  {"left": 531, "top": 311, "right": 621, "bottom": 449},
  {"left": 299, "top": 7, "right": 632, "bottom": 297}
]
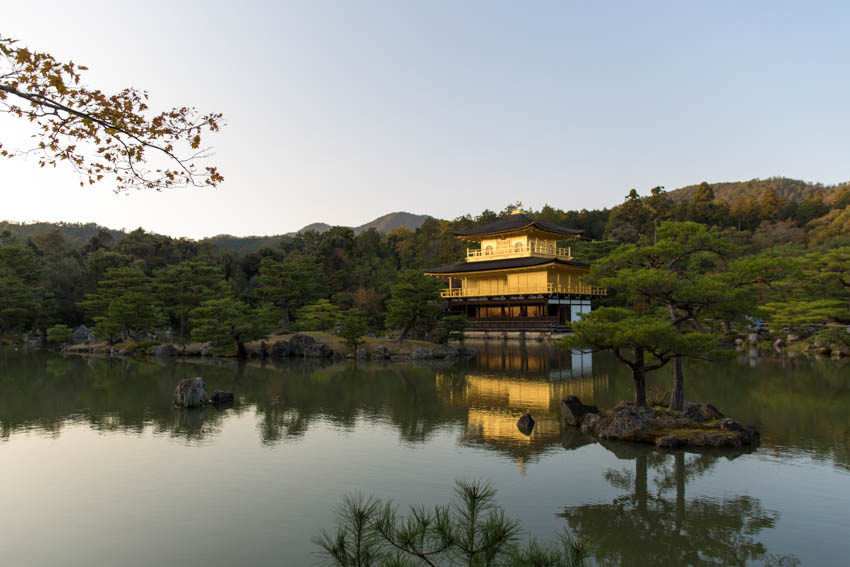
[
  {"left": 561, "top": 395, "right": 599, "bottom": 426},
  {"left": 516, "top": 413, "right": 535, "bottom": 436},
  {"left": 374, "top": 345, "right": 391, "bottom": 359},
  {"left": 210, "top": 390, "right": 234, "bottom": 405},
  {"left": 355, "top": 347, "right": 368, "bottom": 360},
  {"left": 410, "top": 348, "right": 433, "bottom": 360},
  {"left": 174, "top": 377, "right": 207, "bottom": 408}
]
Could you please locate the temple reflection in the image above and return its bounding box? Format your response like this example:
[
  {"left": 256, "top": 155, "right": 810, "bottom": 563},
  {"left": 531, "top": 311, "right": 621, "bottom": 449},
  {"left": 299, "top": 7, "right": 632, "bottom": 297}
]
[{"left": 437, "top": 344, "right": 607, "bottom": 470}]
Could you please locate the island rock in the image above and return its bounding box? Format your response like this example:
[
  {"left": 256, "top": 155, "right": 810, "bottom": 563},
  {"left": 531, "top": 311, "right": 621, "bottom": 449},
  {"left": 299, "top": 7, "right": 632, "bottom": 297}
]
[
  {"left": 174, "top": 377, "right": 207, "bottom": 408},
  {"left": 516, "top": 413, "right": 535, "bottom": 436}
]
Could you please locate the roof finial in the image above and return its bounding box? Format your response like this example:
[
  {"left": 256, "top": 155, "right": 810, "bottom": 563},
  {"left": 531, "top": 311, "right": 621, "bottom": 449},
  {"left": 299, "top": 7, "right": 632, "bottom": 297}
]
[{"left": 510, "top": 208, "right": 524, "bottom": 215}]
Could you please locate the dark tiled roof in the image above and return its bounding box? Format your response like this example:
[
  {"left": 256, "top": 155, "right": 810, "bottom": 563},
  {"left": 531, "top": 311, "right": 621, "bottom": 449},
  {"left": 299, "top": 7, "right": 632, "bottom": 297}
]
[
  {"left": 424, "top": 256, "right": 589, "bottom": 274},
  {"left": 453, "top": 213, "right": 584, "bottom": 238}
]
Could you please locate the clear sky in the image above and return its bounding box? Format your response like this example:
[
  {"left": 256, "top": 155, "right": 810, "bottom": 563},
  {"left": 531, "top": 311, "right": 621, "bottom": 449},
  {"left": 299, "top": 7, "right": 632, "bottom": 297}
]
[{"left": 2, "top": 1, "right": 848, "bottom": 238}]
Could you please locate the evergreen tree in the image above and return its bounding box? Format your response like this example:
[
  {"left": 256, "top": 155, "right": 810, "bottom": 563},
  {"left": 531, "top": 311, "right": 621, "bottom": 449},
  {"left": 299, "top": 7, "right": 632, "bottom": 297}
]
[
  {"left": 153, "top": 261, "right": 225, "bottom": 342},
  {"left": 189, "top": 297, "right": 278, "bottom": 357},
  {"left": 256, "top": 254, "right": 323, "bottom": 330},
  {"left": 385, "top": 270, "right": 444, "bottom": 341}
]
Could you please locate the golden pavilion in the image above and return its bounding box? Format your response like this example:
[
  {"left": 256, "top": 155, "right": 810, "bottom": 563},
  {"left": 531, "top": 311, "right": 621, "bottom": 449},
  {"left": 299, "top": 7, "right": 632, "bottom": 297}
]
[{"left": 424, "top": 211, "right": 606, "bottom": 332}]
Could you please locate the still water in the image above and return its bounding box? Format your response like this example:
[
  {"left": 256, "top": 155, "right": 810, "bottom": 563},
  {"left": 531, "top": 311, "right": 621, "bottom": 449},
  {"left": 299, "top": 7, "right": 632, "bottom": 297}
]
[{"left": 1, "top": 344, "right": 848, "bottom": 566}]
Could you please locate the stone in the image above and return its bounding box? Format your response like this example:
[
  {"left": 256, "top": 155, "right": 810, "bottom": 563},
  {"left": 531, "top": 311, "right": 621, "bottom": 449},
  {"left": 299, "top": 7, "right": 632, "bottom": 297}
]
[
  {"left": 173, "top": 377, "right": 207, "bottom": 408},
  {"left": 516, "top": 413, "right": 535, "bottom": 436},
  {"left": 734, "top": 338, "right": 744, "bottom": 348},
  {"left": 431, "top": 344, "right": 459, "bottom": 359},
  {"left": 288, "top": 334, "right": 315, "bottom": 357},
  {"left": 374, "top": 345, "right": 391, "bottom": 359},
  {"left": 210, "top": 390, "right": 234, "bottom": 405},
  {"left": 303, "top": 342, "right": 331, "bottom": 358},
  {"left": 686, "top": 432, "right": 741, "bottom": 448},
  {"left": 118, "top": 349, "right": 130, "bottom": 356},
  {"left": 747, "top": 333, "right": 759, "bottom": 344},
  {"left": 200, "top": 343, "right": 214, "bottom": 357},
  {"left": 561, "top": 395, "right": 599, "bottom": 426},
  {"left": 656, "top": 435, "right": 678, "bottom": 448},
  {"left": 683, "top": 402, "right": 725, "bottom": 422},
  {"left": 772, "top": 338, "right": 784, "bottom": 351},
  {"left": 333, "top": 351, "right": 345, "bottom": 361},
  {"left": 269, "top": 340, "right": 291, "bottom": 359},
  {"left": 593, "top": 404, "right": 656, "bottom": 440},
  {"left": 355, "top": 347, "right": 367, "bottom": 360},
  {"left": 410, "top": 348, "right": 433, "bottom": 360},
  {"left": 72, "top": 324, "right": 95, "bottom": 345},
  {"left": 786, "top": 333, "right": 799, "bottom": 343},
  {"left": 456, "top": 346, "right": 476, "bottom": 357},
  {"left": 580, "top": 413, "right": 601, "bottom": 434},
  {"left": 150, "top": 343, "right": 179, "bottom": 357}
]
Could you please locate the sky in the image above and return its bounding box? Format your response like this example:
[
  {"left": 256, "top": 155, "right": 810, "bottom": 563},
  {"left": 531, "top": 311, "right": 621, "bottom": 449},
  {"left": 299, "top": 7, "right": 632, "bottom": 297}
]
[{"left": 2, "top": 0, "right": 849, "bottom": 239}]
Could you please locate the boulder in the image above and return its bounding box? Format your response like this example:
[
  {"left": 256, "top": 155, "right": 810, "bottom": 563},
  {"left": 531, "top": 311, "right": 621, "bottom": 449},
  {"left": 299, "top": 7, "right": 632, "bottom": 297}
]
[
  {"left": 374, "top": 345, "right": 391, "bottom": 359},
  {"left": 303, "top": 342, "right": 332, "bottom": 358},
  {"left": 786, "top": 333, "right": 799, "bottom": 343},
  {"left": 174, "top": 377, "right": 207, "bottom": 408},
  {"left": 772, "top": 338, "right": 784, "bottom": 351},
  {"left": 516, "top": 413, "right": 535, "bottom": 436},
  {"left": 410, "top": 348, "right": 433, "bottom": 360},
  {"left": 580, "top": 413, "right": 601, "bottom": 434},
  {"left": 150, "top": 343, "right": 179, "bottom": 357},
  {"left": 431, "top": 344, "right": 459, "bottom": 359},
  {"left": 593, "top": 404, "right": 656, "bottom": 440},
  {"left": 747, "top": 332, "right": 759, "bottom": 344},
  {"left": 269, "top": 340, "right": 291, "bottom": 359},
  {"left": 288, "top": 334, "right": 315, "bottom": 356},
  {"left": 355, "top": 347, "right": 368, "bottom": 360},
  {"left": 72, "top": 324, "right": 95, "bottom": 345},
  {"left": 561, "top": 395, "right": 599, "bottom": 426},
  {"left": 683, "top": 402, "right": 725, "bottom": 422},
  {"left": 656, "top": 435, "right": 678, "bottom": 448},
  {"left": 210, "top": 390, "right": 234, "bottom": 405},
  {"left": 720, "top": 417, "right": 760, "bottom": 445},
  {"left": 200, "top": 343, "right": 214, "bottom": 357}
]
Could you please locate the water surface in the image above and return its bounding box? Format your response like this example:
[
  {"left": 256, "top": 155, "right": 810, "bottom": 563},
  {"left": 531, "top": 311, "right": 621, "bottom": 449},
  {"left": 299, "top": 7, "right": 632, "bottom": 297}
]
[{"left": 1, "top": 344, "right": 848, "bottom": 566}]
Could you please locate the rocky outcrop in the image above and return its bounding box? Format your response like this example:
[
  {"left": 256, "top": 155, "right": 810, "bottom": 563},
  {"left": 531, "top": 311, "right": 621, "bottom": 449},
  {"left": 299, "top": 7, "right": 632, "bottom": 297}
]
[
  {"left": 410, "top": 348, "right": 433, "bottom": 360},
  {"left": 303, "top": 342, "right": 332, "bottom": 358},
  {"left": 562, "top": 396, "right": 759, "bottom": 449},
  {"left": 374, "top": 345, "right": 391, "bottom": 359},
  {"left": 288, "top": 334, "right": 315, "bottom": 357},
  {"left": 516, "top": 413, "right": 535, "bottom": 436},
  {"left": 174, "top": 377, "right": 207, "bottom": 408},
  {"left": 683, "top": 402, "right": 724, "bottom": 422},
  {"left": 269, "top": 340, "right": 291, "bottom": 359},
  {"left": 431, "top": 344, "right": 459, "bottom": 359},
  {"left": 560, "top": 395, "right": 599, "bottom": 426},
  {"left": 150, "top": 343, "right": 179, "bottom": 357}
]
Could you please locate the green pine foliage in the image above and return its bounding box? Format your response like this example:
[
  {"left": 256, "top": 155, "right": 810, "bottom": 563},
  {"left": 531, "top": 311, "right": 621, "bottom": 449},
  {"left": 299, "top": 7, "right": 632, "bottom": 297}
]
[{"left": 339, "top": 309, "right": 369, "bottom": 350}]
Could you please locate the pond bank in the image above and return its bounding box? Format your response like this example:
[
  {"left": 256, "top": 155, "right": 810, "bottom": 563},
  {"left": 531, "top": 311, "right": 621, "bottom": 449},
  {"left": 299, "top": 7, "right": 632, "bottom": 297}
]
[{"left": 62, "top": 331, "right": 475, "bottom": 362}]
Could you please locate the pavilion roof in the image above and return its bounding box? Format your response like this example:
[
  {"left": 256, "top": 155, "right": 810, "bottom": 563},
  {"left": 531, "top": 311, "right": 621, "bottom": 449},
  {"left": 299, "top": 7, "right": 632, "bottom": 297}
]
[
  {"left": 423, "top": 256, "right": 589, "bottom": 275},
  {"left": 453, "top": 213, "right": 584, "bottom": 239}
]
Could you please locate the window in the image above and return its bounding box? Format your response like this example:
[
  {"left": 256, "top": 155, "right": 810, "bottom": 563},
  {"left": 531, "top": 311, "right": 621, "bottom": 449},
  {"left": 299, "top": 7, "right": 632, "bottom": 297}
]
[
  {"left": 485, "top": 245, "right": 493, "bottom": 256},
  {"left": 515, "top": 242, "right": 522, "bottom": 252}
]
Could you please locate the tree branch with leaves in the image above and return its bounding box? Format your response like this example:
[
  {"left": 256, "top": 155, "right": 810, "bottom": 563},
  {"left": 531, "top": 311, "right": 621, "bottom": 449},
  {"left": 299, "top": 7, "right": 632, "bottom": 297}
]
[{"left": 0, "top": 34, "right": 223, "bottom": 191}]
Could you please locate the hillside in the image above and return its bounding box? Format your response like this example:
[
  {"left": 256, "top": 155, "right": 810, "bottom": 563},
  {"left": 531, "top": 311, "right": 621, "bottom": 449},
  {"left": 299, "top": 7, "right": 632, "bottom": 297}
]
[
  {"left": 668, "top": 177, "right": 849, "bottom": 204},
  {"left": 0, "top": 221, "right": 125, "bottom": 248}
]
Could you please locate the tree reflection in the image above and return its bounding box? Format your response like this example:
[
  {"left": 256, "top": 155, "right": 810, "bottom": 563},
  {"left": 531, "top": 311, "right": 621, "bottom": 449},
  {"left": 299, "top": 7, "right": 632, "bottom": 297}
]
[{"left": 559, "top": 443, "right": 800, "bottom": 566}]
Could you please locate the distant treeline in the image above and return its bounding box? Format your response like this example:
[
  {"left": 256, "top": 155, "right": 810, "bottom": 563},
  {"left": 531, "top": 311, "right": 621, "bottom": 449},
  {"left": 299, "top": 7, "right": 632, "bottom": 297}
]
[{"left": 1, "top": 176, "right": 849, "bottom": 346}]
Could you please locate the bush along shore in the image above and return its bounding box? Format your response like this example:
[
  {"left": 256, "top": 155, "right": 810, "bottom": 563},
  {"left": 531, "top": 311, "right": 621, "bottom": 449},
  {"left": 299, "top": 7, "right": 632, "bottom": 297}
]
[
  {"left": 560, "top": 395, "right": 760, "bottom": 449},
  {"left": 60, "top": 328, "right": 475, "bottom": 362}
]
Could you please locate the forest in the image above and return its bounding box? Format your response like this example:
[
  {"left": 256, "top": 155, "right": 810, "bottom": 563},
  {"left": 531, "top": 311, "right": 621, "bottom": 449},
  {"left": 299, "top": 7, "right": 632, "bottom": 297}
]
[{"left": 1, "top": 177, "right": 850, "bottom": 355}]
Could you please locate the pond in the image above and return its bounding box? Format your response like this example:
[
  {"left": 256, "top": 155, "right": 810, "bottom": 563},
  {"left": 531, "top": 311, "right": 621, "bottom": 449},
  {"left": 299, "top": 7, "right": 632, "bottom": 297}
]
[{"left": 1, "top": 343, "right": 848, "bottom": 566}]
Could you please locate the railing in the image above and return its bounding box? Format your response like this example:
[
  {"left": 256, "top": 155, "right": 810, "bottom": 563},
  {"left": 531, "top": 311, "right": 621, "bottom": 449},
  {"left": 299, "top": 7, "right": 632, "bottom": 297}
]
[
  {"left": 466, "top": 245, "right": 572, "bottom": 262},
  {"left": 440, "top": 283, "right": 607, "bottom": 298}
]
